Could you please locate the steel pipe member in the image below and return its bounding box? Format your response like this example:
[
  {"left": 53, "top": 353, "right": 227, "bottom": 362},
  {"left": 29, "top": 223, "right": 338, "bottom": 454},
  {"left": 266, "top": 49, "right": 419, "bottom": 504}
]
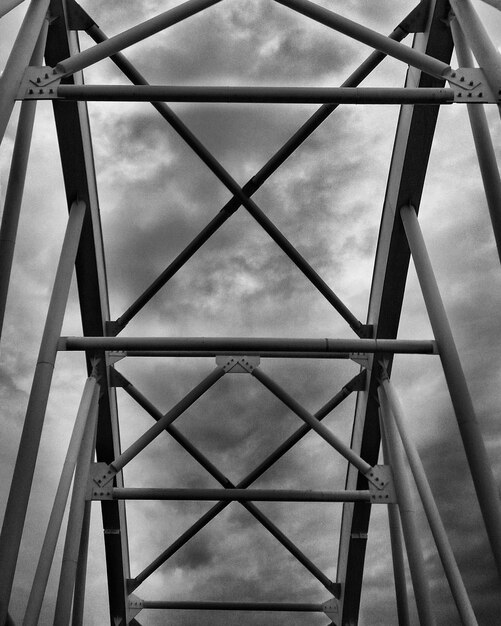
[
  {"left": 401, "top": 204, "right": 501, "bottom": 576},
  {"left": 141, "top": 600, "right": 323, "bottom": 611},
  {"left": 59, "top": 336, "right": 437, "bottom": 354},
  {"left": 51, "top": 85, "right": 455, "bottom": 104},
  {"left": 274, "top": 0, "right": 451, "bottom": 79},
  {"left": 0, "top": 0, "right": 50, "bottom": 142},
  {"left": 109, "top": 488, "right": 371, "bottom": 502},
  {"left": 54, "top": 0, "right": 222, "bottom": 77}
]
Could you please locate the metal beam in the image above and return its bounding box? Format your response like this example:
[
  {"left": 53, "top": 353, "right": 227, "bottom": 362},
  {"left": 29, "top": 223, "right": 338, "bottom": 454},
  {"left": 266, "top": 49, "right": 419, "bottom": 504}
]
[{"left": 59, "top": 336, "right": 437, "bottom": 354}]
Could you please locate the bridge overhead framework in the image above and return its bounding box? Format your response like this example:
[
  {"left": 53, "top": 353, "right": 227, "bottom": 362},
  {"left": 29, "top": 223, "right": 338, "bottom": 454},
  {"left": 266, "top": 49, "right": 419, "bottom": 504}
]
[{"left": 0, "top": 0, "right": 501, "bottom": 624}]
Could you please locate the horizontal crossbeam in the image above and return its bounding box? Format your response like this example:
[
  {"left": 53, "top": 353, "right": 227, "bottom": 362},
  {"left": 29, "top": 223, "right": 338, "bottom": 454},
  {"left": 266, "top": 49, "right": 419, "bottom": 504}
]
[
  {"left": 59, "top": 336, "right": 438, "bottom": 354},
  {"left": 92, "top": 487, "right": 372, "bottom": 502},
  {"left": 21, "top": 85, "right": 456, "bottom": 104},
  {"left": 140, "top": 600, "right": 324, "bottom": 611}
]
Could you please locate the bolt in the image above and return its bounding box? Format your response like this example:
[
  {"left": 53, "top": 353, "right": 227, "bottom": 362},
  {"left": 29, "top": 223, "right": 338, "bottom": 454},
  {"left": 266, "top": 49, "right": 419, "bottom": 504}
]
[
  {"left": 467, "top": 92, "right": 472, "bottom": 97},
  {"left": 28, "top": 88, "right": 33, "bottom": 94},
  {"left": 460, "top": 76, "right": 465, "bottom": 82},
  {"left": 39, "top": 89, "right": 43, "bottom": 94},
  {"left": 49, "top": 89, "right": 53, "bottom": 94},
  {"left": 36, "top": 76, "right": 41, "bottom": 83},
  {"left": 451, "top": 72, "right": 456, "bottom": 78},
  {"left": 478, "top": 92, "right": 483, "bottom": 97},
  {"left": 469, "top": 81, "right": 474, "bottom": 86},
  {"left": 457, "top": 92, "right": 462, "bottom": 97},
  {"left": 44, "top": 73, "right": 49, "bottom": 79}
]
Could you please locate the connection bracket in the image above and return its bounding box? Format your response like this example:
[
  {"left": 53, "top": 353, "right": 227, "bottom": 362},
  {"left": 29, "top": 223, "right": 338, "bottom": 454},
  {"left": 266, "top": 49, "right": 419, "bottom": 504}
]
[
  {"left": 127, "top": 594, "right": 144, "bottom": 621},
  {"left": 322, "top": 597, "right": 340, "bottom": 624},
  {"left": 349, "top": 353, "right": 370, "bottom": 368},
  {"left": 364, "top": 464, "right": 390, "bottom": 490},
  {"left": 108, "top": 351, "right": 126, "bottom": 365},
  {"left": 18, "top": 66, "right": 61, "bottom": 100},
  {"left": 368, "top": 465, "right": 396, "bottom": 503},
  {"left": 216, "top": 355, "right": 260, "bottom": 373},
  {"left": 91, "top": 461, "right": 116, "bottom": 490},
  {"left": 445, "top": 67, "right": 498, "bottom": 102}
]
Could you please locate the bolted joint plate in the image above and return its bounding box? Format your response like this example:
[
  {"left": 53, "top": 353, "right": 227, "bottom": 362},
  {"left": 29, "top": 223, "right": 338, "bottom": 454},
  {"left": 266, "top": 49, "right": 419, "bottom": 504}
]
[
  {"left": 90, "top": 461, "right": 116, "bottom": 489},
  {"left": 364, "top": 464, "right": 391, "bottom": 491},
  {"left": 322, "top": 597, "right": 340, "bottom": 624},
  {"left": 128, "top": 594, "right": 144, "bottom": 621},
  {"left": 18, "top": 66, "right": 62, "bottom": 100},
  {"left": 445, "top": 67, "right": 499, "bottom": 103},
  {"left": 216, "top": 355, "right": 260, "bottom": 373},
  {"left": 368, "top": 465, "right": 396, "bottom": 504},
  {"left": 89, "top": 463, "right": 114, "bottom": 500}
]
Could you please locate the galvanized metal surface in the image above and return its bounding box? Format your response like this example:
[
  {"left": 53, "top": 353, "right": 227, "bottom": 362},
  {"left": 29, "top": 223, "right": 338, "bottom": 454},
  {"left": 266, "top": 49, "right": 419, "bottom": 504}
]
[{"left": 0, "top": 0, "right": 500, "bottom": 624}]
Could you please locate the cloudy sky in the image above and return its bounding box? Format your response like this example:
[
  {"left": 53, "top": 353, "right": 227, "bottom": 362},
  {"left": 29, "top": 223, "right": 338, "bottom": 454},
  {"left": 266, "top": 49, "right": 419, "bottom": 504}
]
[{"left": 1, "top": 0, "right": 501, "bottom": 624}]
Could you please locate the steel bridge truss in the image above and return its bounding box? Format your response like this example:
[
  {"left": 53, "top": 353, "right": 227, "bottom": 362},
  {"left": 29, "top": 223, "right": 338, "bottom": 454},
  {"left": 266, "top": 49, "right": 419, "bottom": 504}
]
[{"left": 0, "top": 0, "right": 500, "bottom": 624}]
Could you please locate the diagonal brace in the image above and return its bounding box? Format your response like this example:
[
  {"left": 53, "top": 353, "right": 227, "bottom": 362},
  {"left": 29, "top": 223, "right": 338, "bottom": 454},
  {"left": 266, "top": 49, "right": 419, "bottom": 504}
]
[
  {"left": 79, "top": 18, "right": 364, "bottom": 336},
  {"left": 113, "top": 368, "right": 339, "bottom": 594},
  {"left": 126, "top": 372, "right": 364, "bottom": 591},
  {"left": 94, "top": 366, "right": 225, "bottom": 486}
]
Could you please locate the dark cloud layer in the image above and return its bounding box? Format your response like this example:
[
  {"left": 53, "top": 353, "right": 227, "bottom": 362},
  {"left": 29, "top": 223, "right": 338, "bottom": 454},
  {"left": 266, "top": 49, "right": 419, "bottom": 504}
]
[{"left": 1, "top": 1, "right": 501, "bottom": 625}]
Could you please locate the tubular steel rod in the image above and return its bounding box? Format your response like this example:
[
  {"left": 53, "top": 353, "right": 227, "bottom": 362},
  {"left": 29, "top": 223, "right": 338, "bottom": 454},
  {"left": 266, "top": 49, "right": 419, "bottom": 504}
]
[
  {"left": 274, "top": 0, "right": 451, "bottom": 79},
  {"left": 141, "top": 601, "right": 323, "bottom": 611},
  {"left": 401, "top": 204, "right": 501, "bottom": 576},
  {"left": 131, "top": 374, "right": 360, "bottom": 590},
  {"left": 380, "top": 417, "right": 411, "bottom": 626},
  {"left": 53, "top": 0, "right": 222, "bottom": 77},
  {"left": 450, "top": 18, "right": 501, "bottom": 263},
  {"left": 120, "top": 351, "right": 354, "bottom": 358},
  {"left": 23, "top": 377, "right": 99, "bottom": 626},
  {"left": 252, "top": 367, "right": 372, "bottom": 475},
  {"left": 116, "top": 370, "right": 339, "bottom": 593},
  {"left": 380, "top": 377, "right": 478, "bottom": 626},
  {"left": 111, "top": 487, "right": 370, "bottom": 502},
  {"left": 111, "top": 367, "right": 225, "bottom": 474},
  {"left": 71, "top": 501, "right": 91, "bottom": 626},
  {"left": 73, "top": 37, "right": 363, "bottom": 335},
  {"left": 91, "top": 19, "right": 408, "bottom": 333},
  {"left": 0, "top": 200, "right": 86, "bottom": 626},
  {"left": 449, "top": 0, "right": 501, "bottom": 106},
  {"left": 0, "top": 0, "right": 49, "bottom": 142},
  {"left": 378, "top": 389, "right": 436, "bottom": 626},
  {"left": 0, "top": 0, "right": 25, "bottom": 19},
  {"left": 50, "top": 85, "right": 454, "bottom": 104},
  {"left": 0, "top": 19, "right": 47, "bottom": 339},
  {"left": 53, "top": 383, "right": 100, "bottom": 626},
  {"left": 60, "top": 336, "right": 437, "bottom": 354}
]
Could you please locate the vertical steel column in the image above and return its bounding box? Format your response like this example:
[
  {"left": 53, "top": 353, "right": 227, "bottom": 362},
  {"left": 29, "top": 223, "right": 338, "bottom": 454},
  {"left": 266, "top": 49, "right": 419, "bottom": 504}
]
[
  {"left": 401, "top": 204, "right": 501, "bottom": 575},
  {"left": 380, "top": 377, "right": 478, "bottom": 626},
  {"left": 449, "top": 0, "right": 501, "bottom": 114},
  {"left": 449, "top": 18, "right": 501, "bottom": 264},
  {"left": 0, "top": 0, "right": 50, "bottom": 142},
  {"left": 378, "top": 388, "right": 436, "bottom": 626},
  {"left": 0, "top": 18, "right": 47, "bottom": 339},
  {"left": 380, "top": 416, "right": 411, "bottom": 626},
  {"left": 23, "top": 376, "right": 99, "bottom": 626},
  {"left": 53, "top": 382, "right": 100, "bottom": 626},
  {"left": 0, "top": 200, "right": 86, "bottom": 626}
]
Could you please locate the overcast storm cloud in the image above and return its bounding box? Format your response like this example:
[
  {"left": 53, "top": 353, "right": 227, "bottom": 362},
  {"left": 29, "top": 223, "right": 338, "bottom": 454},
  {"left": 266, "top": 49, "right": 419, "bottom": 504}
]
[{"left": 1, "top": 0, "right": 501, "bottom": 624}]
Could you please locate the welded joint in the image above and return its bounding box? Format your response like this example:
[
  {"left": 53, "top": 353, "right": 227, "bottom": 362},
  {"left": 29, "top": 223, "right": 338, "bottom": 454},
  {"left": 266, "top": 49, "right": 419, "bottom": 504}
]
[
  {"left": 368, "top": 465, "right": 396, "bottom": 503},
  {"left": 128, "top": 594, "right": 144, "bottom": 621},
  {"left": 445, "top": 67, "right": 498, "bottom": 102},
  {"left": 90, "top": 461, "right": 116, "bottom": 489},
  {"left": 215, "top": 355, "right": 260, "bottom": 373},
  {"left": 322, "top": 597, "right": 340, "bottom": 624},
  {"left": 18, "top": 66, "right": 61, "bottom": 99},
  {"left": 364, "top": 464, "right": 389, "bottom": 490},
  {"left": 349, "top": 353, "right": 369, "bottom": 368},
  {"left": 108, "top": 351, "right": 127, "bottom": 365}
]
